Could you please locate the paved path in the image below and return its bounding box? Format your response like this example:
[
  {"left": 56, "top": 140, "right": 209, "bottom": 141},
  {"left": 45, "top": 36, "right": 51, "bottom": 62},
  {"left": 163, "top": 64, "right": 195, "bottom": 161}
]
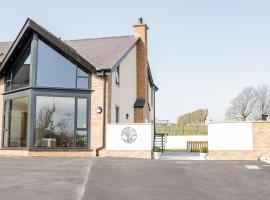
[
  {"left": 161, "top": 152, "right": 201, "bottom": 160},
  {"left": 0, "top": 157, "right": 270, "bottom": 200}
]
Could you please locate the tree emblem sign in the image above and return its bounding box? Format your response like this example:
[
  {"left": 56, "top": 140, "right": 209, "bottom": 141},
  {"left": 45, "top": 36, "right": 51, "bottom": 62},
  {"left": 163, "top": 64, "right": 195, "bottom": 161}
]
[{"left": 121, "top": 127, "right": 137, "bottom": 143}]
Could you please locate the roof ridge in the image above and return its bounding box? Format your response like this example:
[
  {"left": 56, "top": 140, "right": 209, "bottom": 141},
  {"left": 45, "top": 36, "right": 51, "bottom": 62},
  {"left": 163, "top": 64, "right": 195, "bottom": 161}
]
[
  {"left": 0, "top": 35, "right": 136, "bottom": 44},
  {"left": 64, "top": 35, "right": 135, "bottom": 42}
]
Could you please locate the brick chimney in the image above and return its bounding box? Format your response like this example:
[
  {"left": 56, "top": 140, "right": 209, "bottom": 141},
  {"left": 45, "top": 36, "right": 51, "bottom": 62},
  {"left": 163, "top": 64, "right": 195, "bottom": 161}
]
[{"left": 133, "top": 18, "right": 150, "bottom": 123}]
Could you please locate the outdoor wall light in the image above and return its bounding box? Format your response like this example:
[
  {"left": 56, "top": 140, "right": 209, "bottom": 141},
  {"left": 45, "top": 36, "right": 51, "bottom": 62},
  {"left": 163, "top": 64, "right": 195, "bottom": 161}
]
[
  {"left": 95, "top": 106, "right": 103, "bottom": 114},
  {"left": 126, "top": 113, "right": 129, "bottom": 119}
]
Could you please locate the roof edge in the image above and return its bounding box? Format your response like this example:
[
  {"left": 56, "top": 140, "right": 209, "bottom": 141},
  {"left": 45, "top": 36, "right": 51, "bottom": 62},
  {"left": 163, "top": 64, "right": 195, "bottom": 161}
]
[{"left": 0, "top": 18, "right": 98, "bottom": 76}]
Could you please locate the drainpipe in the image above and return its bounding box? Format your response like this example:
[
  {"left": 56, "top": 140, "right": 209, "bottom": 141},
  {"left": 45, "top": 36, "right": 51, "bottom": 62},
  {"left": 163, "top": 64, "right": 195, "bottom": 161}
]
[
  {"left": 96, "top": 71, "right": 107, "bottom": 156},
  {"left": 154, "top": 90, "right": 156, "bottom": 134}
]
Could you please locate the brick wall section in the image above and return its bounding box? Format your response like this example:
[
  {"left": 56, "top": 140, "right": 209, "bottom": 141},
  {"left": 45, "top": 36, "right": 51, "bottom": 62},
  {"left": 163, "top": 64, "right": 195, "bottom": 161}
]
[
  {"left": 134, "top": 107, "right": 144, "bottom": 123},
  {"left": 134, "top": 23, "right": 150, "bottom": 123},
  {"left": 0, "top": 78, "right": 4, "bottom": 148},
  {"left": 90, "top": 74, "right": 107, "bottom": 151},
  {"left": 253, "top": 122, "right": 270, "bottom": 159},
  {"left": 0, "top": 150, "right": 95, "bottom": 157},
  {"left": 209, "top": 122, "right": 270, "bottom": 160},
  {"left": 209, "top": 151, "right": 259, "bottom": 160}
]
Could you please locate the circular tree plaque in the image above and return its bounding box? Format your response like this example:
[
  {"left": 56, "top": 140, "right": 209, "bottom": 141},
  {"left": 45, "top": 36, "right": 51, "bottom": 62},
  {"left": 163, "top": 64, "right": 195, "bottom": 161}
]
[{"left": 121, "top": 127, "right": 137, "bottom": 143}]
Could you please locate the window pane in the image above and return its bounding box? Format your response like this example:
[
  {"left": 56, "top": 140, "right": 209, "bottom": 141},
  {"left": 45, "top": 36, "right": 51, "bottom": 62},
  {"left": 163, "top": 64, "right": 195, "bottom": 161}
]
[
  {"left": 77, "top": 98, "right": 87, "bottom": 128},
  {"left": 77, "top": 67, "right": 88, "bottom": 77},
  {"left": 77, "top": 78, "right": 88, "bottom": 89},
  {"left": 5, "top": 71, "right": 12, "bottom": 92},
  {"left": 10, "top": 44, "right": 30, "bottom": 90},
  {"left": 35, "top": 96, "right": 75, "bottom": 148},
  {"left": 115, "top": 66, "right": 120, "bottom": 85},
  {"left": 37, "top": 40, "right": 76, "bottom": 88},
  {"left": 3, "top": 101, "right": 10, "bottom": 147},
  {"left": 76, "top": 131, "right": 87, "bottom": 148},
  {"left": 9, "top": 97, "right": 28, "bottom": 147}
]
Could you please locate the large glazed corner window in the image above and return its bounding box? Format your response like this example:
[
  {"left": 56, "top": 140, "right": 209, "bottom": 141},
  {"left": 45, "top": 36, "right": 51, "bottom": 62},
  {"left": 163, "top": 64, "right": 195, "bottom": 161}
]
[
  {"left": 35, "top": 96, "right": 88, "bottom": 149},
  {"left": 5, "top": 43, "right": 31, "bottom": 91},
  {"left": 3, "top": 97, "right": 29, "bottom": 147},
  {"left": 36, "top": 39, "right": 89, "bottom": 89}
]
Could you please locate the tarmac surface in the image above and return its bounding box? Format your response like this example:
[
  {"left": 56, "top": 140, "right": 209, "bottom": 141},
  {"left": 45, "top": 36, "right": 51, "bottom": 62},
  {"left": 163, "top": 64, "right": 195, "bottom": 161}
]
[{"left": 0, "top": 157, "right": 269, "bottom": 200}]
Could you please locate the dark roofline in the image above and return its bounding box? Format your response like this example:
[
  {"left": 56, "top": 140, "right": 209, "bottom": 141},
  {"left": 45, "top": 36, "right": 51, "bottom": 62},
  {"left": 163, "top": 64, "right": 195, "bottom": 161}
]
[
  {"left": 148, "top": 63, "right": 158, "bottom": 91},
  {"left": 0, "top": 18, "right": 97, "bottom": 76}
]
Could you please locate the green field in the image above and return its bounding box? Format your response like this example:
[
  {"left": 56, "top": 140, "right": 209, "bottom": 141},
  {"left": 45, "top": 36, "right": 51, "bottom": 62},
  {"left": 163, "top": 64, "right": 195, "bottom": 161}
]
[{"left": 156, "top": 124, "right": 208, "bottom": 136}]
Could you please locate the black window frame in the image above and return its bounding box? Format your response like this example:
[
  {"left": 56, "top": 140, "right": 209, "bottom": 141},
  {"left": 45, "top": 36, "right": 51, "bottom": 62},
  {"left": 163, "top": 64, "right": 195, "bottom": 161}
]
[
  {"left": 36, "top": 38, "right": 90, "bottom": 90},
  {"left": 115, "top": 105, "right": 120, "bottom": 123},
  {"left": 34, "top": 93, "right": 90, "bottom": 150},
  {"left": 2, "top": 33, "right": 93, "bottom": 151},
  {"left": 4, "top": 38, "right": 32, "bottom": 92},
  {"left": 2, "top": 89, "right": 31, "bottom": 150}
]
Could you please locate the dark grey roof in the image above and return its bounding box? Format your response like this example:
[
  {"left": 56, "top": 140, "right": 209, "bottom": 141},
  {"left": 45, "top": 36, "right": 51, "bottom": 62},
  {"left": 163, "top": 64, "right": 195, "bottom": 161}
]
[
  {"left": 0, "top": 19, "right": 139, "bottom": 72},
  {"left": 134, "top": 98, "right": 146, "bottom": 108},
  {"left": 65, "top": 36, "right": 138, "bottom": 70}
]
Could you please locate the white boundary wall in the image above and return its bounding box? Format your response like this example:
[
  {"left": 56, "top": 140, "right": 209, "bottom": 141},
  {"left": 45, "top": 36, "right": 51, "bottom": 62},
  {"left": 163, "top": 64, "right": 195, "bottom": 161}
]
[
  {"left": 106, "top": 123, "right": 154, "bottom": 150},
  {"left": 165, "top": 135, "right": 208, "bottom": 149},
  {"left": 208, "top": 122, "right": 253, "bottom": 150}
]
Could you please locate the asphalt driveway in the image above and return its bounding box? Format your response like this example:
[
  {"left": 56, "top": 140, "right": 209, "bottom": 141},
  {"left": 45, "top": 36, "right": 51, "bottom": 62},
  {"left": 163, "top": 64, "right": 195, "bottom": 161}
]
[{"left": 0, "top": 157, "right": 269, "bottom": 200}]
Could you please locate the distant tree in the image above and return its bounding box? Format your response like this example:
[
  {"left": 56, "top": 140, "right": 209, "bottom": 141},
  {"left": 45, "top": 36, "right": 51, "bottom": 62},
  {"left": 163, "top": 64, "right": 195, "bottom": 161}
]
[
  {"left": 253, "top": 85, "right": 270, "bottom": 120},
  {"left": 177, "top": 109, "right": 208, "bottom": 125},
  {"left": 225, "top": 86, "right": 257, "bottom": 121}
]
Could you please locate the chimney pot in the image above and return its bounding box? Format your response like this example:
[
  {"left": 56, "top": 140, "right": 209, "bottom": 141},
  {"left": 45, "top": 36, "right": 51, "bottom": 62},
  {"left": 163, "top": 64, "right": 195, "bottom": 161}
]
[{"left": 138, "top": 18, "right": 143, "bottom": 24}]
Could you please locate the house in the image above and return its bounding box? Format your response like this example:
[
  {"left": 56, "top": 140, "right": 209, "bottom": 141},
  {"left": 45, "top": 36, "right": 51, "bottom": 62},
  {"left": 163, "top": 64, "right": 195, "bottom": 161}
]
[{"left": 0, "top": 18, "right": 158, "bottom": 157}]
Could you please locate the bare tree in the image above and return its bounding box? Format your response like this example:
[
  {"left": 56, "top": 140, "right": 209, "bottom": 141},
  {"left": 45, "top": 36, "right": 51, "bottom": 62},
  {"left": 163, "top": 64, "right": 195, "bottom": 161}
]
[
  {"left": 253, "top": 85, "right": 270, "bottom": 120},
  {"left": 225, "top": 86, "right": 257, "bottom": 121},
  {"left": 177, "top": 109, "right": 208, "bottom": 125}
]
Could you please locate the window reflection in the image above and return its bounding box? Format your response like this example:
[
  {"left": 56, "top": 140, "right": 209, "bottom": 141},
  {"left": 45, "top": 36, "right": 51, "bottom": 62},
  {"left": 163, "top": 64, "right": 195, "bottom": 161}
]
[
  {"left": 35, "top": 96, "right": 75, "bottom": 148},
  {"left": 77, "top": 98, "right": 87, "bottom": 128},
  {"left": 76, "top": 131, "right": 87, "bottom": 147},
  {"left": 35, "top": 96, "right": 88, "bottom": 149},
  {"left": 37, "top": 40, "right": 77, "bottom": 88},
  {"left": 5, "top": 44, "right": 30, "bottom": 91},
  {"left": 36, "top": 40, "right": 89, "bottom": 89}
]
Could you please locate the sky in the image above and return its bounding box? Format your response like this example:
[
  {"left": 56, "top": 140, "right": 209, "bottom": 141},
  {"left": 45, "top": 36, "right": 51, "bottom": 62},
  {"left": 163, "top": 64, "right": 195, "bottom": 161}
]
[{"left": 1, "top": 0, "right": 270, "bottom": 123}]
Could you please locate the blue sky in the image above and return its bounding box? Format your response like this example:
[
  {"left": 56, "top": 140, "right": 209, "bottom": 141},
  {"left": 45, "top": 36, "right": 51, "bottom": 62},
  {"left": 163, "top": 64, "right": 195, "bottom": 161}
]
[{"left": 1, "top": 0, "right": 270, "bottom": 122}]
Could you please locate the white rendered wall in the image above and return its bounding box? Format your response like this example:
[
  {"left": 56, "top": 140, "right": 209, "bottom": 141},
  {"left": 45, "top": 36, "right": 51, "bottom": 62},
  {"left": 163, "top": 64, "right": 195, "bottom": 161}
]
[
  {"left": 166, "top": 135, "right": 208, "bottom": 149},
  {"left": 106, "top": 124, "right": 154, "bottom": 150},
  {"left": 208, "top": 122, "right": 253, "bottom": 150},
  {"left": 111, "top": 47, "right": 137, "bottom": 123}
]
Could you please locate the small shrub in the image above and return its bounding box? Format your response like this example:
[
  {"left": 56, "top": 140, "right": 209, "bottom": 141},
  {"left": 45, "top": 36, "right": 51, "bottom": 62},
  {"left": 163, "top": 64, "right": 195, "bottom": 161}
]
[
  {"left": 200, "top": 147, "right": 208, "bottom": 153},
  {"left": 153, "top": 146, "right": 161, "bottom": 152}
]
